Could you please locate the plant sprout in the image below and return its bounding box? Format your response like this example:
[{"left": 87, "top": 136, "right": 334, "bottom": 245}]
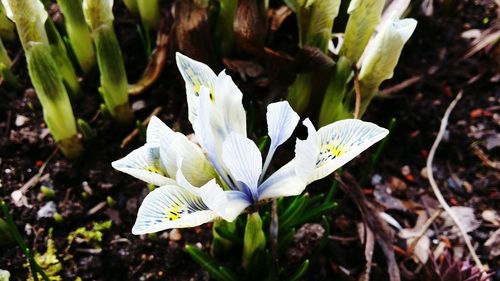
[
  {"left": 57, "top": 0, "right": 96, "bottom": 74},
  {"left": 2, "top": 0, "right": 83, "bottom": 159},
  {"left": 113, "top": 53, "right": 388, "bottom": 235},
  {"left": 83, "top": 0, "right": 132, "bottom": 124}
]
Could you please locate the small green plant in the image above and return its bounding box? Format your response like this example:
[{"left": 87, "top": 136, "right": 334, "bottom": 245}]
[
  {"left": 67, "top": 220, "right": 112, "bottom": 249},
  {"left": 285, "top": 0, "right": 417, "bottom": 126},
  {"left": 0, "top": 36, "right": 19, "bottom": 88},
  {"left": 122, "top": 0, "right": 161, "bottom": 30},
  {"left": 1, "top": 200, "right": 50, "bottom": 281},
  {"left": 83, "top": 0, "right": 133, "bottom": 124},
  {"left": 0, "top": 1, "right": 14, "bottom": 40},
  {"left": 112, "top": 54, "right": 388, "bottom": 279},
  {"left": 57, "top": 0, "right": 96, "bottom": 74},
  {"left": 27, "top": 230, "right": 62, "bottom": 281},
  {"left": 2, "top": 0, "right": 83, "bottom": 159}
]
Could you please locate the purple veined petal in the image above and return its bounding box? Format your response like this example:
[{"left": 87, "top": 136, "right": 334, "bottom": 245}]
[
  {"left": 222, "top": 132, "right": 262, "bottom": 202},
  {"left": 175, "top": 160, "right": 251, "bottom": 222},
  {"left": 175, "top": 52, "right": 217, "bottom": 128},
  {"left": 195, "top": 87, "right": 236, "bottom": 190},
  {"left": 258, "top": 138, "right": 318, "bottom": 200},
  {"left": 260, "top": 101, "right": 300, "bottom": 182},
  {"left": 146, "top": 116, "right": 175, "bottom": 148},
  {"left": 309, "top": 119, "right": 388, "bottom": 183},
  {"left": 112, "top": 145, "right": 175, "bottom": 186},
  {"left": 132, "top": 184, "right": 218, "bottom": 235}
]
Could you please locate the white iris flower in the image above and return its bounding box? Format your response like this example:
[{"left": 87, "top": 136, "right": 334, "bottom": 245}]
[{"left": 112, "top": 53, "right": 389, "bottom": 235}]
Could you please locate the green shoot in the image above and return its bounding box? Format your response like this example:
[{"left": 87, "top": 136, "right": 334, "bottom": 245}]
[
  {"left": 1, "top": 200, "right": 50, "bottom": 281},
  {"left": 45, "top": 18, "right": 80, "bottom": 96},
  {"left": 215, "top": 0, "right": 238, "bottom": 56},
  {"left": 57, "top": 0, "right": 96, "bottom": 74},
  {"left": 0, "top": 2, "right": 15, "bottom": 40},
  {"left": 340, "top": 0, "right": 385, "bottom": 65},
  {"left": 286, "top": 0, "right": 341, "bottom": 113},
  {"left": 3, "top": 0, "right": 83, "bottom": 158},
  {"left": 137, "top": 0, "right": 160, "bottom": 30},
  {"left": 83, "top": 0, "right": 133, "bottom": 124}
]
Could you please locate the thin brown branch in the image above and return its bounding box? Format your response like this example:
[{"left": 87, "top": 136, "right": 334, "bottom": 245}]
[
  {"left": 353, "top": 74, "right": 361, "bottom": 119},
  {"left": 120, "top": 106, "right": 163, "bottom": 148},
  {"left": 426, "top": 91, "right": 484, "bottom": 271}
]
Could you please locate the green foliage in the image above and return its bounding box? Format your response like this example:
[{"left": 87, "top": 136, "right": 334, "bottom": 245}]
[
  {"left": 77, "top": 118, "right": 96, "bottom": 140},
  {"left": 242, "top": 212, "right": 266, "bottom": 268},
  {"left": 188, "top": 192, "right": 338, "bottom": 280},
  {"left": 287, "top": 259, "right": 309, "bottom": 281},
  {"left": 286, "top": 0, "right": 341, "bottom": 114},
  {"left": 27, "top": 231, "right": 62, "bottom": 281},
  {"left": 215, "top": 0, "right": 238, "bottom": 56},
  {"left": 83, "top": 0, "right": 132, "bottom": 124},
  {"left": 287, "top": 0, "right": 416, "bottom": 123},
  {"left": 1, "top": 200, "right": 50, "bottom": 281},
  {"left": 57, "top": 0, "right": 96, "bottom": 73},
  {"left": 44, "top": 16, "right": 80, "bottom": 97},
  {"left": 26, "top": 43, "right": 83, "bottom": 159},
  {"left": 185, "top": 245, "right": 239, "bottom": 281},
  {"left": 340, "top": 0, "right": 385, "bottom": 64},
  {"left": 93, "top": 25, "right": 132, "bottom": 123},
  {"left": 0, "top": 2, "right": 15, "bottom": 40},
  {"left": 67, "top": 220, "right": 112, "bottom": 248},
  {"left": 137, "top": 0, "right": 160, "bottom": 30},
  {"left": 318, "top": 56, "right": 354, "bottom": 126}
]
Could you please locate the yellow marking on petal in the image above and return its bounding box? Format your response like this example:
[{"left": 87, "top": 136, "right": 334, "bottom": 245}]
[
  {"left": 164, "top": 204, "right": 183, "bottom": 221},
  {"left": 145, "top": 165, "right": 165, "bottom": 176},
  {"left": 316, "top": 141, "right": 348, "bottom": 167}
]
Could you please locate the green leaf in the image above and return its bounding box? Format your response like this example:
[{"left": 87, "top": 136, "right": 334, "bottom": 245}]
[
  {"left": 287, "top": 259, "right": 309, "bottom": 281},
  {"left": 340, "top": 0, "right": 386, "bottom": 64},
  {"left": 185, "top": 245, "right": 238, "bottom": 281},
  {"left": 280, "top": 196, "right": 307, "bottom": 231},
  {"left": 242, "top": 212, "right": 266, "bottom": 268}
]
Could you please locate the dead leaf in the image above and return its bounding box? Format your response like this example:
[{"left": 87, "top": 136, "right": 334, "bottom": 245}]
[
  {"left": 172, "top": 0, "right": 218, "bottom": 67},
  {"left": 269, "top": 5, "right": 292, "bottom": 32},
  {"left": 441, "top": 206, "right": 480, "bottom": 234},
  {"left": 223, "top": 59, "right": 264, "bottom": 81},
  {"left": 484, "top": 228, "right": 500, "bottom": 257}
]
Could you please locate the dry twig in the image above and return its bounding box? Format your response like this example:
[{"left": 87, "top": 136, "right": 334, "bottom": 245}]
[
  {"left": 120, "top": 106, "right": 162, "bottom": 148},
  {"left": 425, "top": 91, "right": 484, "bottom": 271}
]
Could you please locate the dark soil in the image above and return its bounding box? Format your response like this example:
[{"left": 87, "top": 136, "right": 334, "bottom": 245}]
[{"left": 0, "top": 0, "right": 498, "bottom": 280}]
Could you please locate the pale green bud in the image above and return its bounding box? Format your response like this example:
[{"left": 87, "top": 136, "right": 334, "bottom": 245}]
[
  {"left": 242, "top": 212, "right": 266, "bottom": 268},
  {"left": 82, "top": 0, "right": 114, "bottom": 30},
  {"left": 359, "top": 15, "right": 417, "bottom": 91},
  {"left": 340, "top": 0, "right": 385, "bottom": 64},
  {"left": 1, "top": 0, "right": 48, "bottom": 47}
]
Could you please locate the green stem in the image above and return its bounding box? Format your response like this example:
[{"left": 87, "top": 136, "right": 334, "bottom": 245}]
[
  {"left": 1, "top": 201, "right": 50, "bottom": 281},
  {"left": 216, "top": 0, "right": 237, "bottom": 56},
  {"left": 318, "top": 56, "right": 353, "bottom": 125},
  {"left": 57, "top": 0, "right": 96, "bottom": 74},
  {"left": 137, "top": 0, "right": 161, "bottom": 30}
]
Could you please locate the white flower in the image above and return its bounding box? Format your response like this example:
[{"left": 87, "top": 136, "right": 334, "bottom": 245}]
[{"left": 112, "top": 53, "right": 389, "bottom": 235}]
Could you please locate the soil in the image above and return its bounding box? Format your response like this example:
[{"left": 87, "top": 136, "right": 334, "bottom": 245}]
[{"left": 0, "top": 0, "right": 498, "bottom": 280}]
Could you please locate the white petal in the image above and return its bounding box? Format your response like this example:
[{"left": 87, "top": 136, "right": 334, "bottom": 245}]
[
  {"left": 197, "top": 182, "right": 250, "bottom": 222},
  {"left": 132, "top": 185, "right": 218, "bottom": 234},
  {"left": 112, "top": 145, "right": 174, "bottom": 186},
  {"left": 213, "top": 71, "right": 247, "bottom": 136},
  {"left": 160, "top": 132, "right": 216, "bottom": 187},
  {"left": 175, "top": 52, "right": 217, "bottom": 126},
  {"left": 266, "top": 101, "right": 300, "bottom": 149},
  {"left": 146, "top": 116, "right": 175, "bottom": 147},
  {"left": 258, "top": 139, "right": 318, "bottom": 200},
  {"left": 194, "top": 87, "right": 235, "bottom": 189},
  {"left": 308, "top": 119, "right": 388, "bottom": 183},
  {"left": 222, "top": 133, "right": 262, "bottom": 198},
  {"left": 175, "top": 163, "right": 251, "bottom": 222}
]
